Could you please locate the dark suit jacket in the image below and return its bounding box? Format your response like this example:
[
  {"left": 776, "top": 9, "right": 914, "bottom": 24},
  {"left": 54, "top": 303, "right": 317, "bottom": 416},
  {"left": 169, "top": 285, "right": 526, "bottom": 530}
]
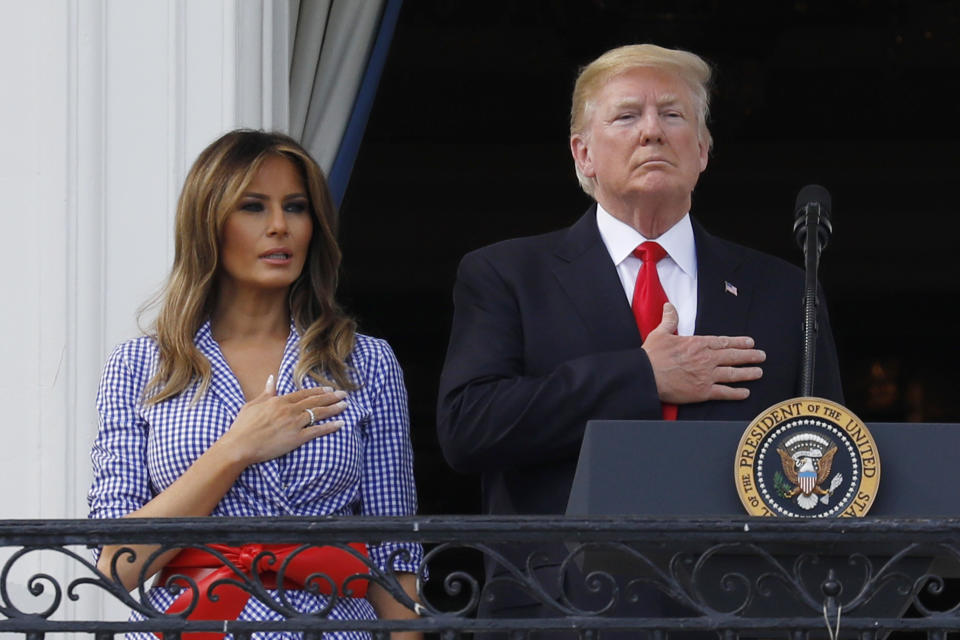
[
  {"left": 437, "top": 207, "right": 843, "bottom": 620},
  {"left": 437, "top": 206, "right": 843, "bottom": 520}
]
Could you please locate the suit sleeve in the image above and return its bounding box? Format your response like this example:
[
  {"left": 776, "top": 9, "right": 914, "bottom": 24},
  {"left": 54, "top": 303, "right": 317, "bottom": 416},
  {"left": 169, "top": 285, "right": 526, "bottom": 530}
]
[{"left": 436, "top": 250, "right": 662, "bottom": 474}]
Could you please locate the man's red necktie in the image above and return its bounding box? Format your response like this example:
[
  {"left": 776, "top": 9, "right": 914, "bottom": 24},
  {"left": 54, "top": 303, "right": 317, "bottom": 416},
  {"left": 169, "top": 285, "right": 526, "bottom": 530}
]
[{"left": 632, "top": 241, "right": 678, "bottom": 420}]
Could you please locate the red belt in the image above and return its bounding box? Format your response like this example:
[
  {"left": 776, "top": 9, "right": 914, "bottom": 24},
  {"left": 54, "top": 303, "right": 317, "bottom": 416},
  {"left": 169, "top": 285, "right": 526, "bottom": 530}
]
[{"left": 155, "top": 542, "right": 369, "bottom": 639}]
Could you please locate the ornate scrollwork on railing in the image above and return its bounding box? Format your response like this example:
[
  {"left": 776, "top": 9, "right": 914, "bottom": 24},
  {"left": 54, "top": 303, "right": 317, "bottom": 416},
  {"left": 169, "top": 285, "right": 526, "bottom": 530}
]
[
  {"left": 1, "top": 544, "right": 104, "bottom": 620},
  {"left": 4, "top": 517, "right": 960, "bottom": 636},
  {"left": 418, "top": 537, "right": 960, "bottom": 629}
]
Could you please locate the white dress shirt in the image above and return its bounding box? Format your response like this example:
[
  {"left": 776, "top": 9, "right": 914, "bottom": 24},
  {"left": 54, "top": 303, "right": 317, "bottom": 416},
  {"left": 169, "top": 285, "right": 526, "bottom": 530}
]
[{"left": 596, "top": 204, "right": 698, "bottom": 337}]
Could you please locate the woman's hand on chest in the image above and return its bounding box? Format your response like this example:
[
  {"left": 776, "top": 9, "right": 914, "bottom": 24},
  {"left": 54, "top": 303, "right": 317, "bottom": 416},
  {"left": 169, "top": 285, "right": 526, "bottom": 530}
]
[{"left": 217, "top": 374, "right": 348, "bottom": 467}]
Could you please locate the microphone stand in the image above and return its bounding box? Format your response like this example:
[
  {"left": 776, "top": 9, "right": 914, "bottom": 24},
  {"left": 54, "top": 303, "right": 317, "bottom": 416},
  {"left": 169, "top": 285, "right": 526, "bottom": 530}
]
[{"left": 800, "top": 203, "right": 824, "bottom": 396}]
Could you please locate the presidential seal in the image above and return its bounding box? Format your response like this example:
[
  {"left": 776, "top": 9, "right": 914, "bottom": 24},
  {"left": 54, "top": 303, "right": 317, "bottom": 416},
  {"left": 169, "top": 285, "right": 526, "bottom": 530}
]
[{"left": 735, "top": 397, "right": 880, "bottom": 517}]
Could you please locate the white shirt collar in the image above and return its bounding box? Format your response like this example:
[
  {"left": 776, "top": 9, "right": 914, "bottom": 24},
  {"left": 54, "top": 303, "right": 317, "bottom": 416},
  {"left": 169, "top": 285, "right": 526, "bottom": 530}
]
[{"left": 595, "top": 204, "right": 697, "bottom": 277}]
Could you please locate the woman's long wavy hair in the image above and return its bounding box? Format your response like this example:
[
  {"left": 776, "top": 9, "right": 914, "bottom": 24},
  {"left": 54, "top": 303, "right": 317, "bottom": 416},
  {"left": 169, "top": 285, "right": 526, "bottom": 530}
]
[{"left": 144, "top": 129, "right": 356, "bottom": 405}]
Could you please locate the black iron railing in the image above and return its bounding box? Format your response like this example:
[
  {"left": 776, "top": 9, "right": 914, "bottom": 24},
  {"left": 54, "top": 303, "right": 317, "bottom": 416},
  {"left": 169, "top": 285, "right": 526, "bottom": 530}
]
[{"left": 3, "top": 516, "right": 960, "bottom": 638}]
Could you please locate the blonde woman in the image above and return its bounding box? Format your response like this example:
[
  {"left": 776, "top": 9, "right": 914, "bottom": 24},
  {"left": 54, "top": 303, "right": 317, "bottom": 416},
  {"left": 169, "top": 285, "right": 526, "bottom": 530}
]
[{"left": 88, "top": 130, "right": 421, "bottom": 640}]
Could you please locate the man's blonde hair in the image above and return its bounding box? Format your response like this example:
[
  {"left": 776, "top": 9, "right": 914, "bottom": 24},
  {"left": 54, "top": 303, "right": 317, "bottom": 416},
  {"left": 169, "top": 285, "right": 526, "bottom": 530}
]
[{"left": 570, "top": 44, "right": 713, "bottom": 196}]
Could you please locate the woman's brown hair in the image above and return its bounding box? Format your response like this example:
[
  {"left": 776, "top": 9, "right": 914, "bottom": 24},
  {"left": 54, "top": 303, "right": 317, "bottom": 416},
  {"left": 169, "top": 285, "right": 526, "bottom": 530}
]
[{"left": 145, "top": 129, "right": 356, "bottom": 404}]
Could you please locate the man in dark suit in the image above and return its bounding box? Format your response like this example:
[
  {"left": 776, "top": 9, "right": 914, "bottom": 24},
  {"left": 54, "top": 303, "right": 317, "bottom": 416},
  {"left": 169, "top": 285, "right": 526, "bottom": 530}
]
[{"left": 436, "top": 44, "right": 843, "bottom": 628}]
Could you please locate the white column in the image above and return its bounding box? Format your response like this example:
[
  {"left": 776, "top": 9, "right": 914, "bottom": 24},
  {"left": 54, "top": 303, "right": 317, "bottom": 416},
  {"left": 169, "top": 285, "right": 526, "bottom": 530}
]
[
  {"left": 0, "top": 1, "right": 77, "bottom": 629},
  {"left": 236, "top": 0, "right": 293, "bottom": 132},
  {"left": 0, "top": 0, "right": 290, "bottom": 626}
]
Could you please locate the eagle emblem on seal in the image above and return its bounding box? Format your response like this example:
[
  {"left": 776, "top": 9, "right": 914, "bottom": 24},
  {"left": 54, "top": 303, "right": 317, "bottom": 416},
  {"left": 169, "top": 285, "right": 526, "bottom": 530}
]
[{"left": 775, "top": 432, "right": 844, "bottom": 510}]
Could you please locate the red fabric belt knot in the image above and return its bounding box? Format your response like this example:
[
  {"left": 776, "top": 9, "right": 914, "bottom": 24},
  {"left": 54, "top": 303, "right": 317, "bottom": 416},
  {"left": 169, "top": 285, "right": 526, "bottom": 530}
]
[
  {"left": 236, "top": 544, "right": 264, "bottom": 572},
  {"left": 154, "top": 542, "right": 370, "bottom": 640}
]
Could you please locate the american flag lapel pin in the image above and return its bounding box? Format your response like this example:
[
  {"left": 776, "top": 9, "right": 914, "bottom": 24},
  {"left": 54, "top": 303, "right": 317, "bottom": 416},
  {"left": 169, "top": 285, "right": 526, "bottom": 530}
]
[{"left": 724, "top": 281, "right": 738, "bottom": 296}]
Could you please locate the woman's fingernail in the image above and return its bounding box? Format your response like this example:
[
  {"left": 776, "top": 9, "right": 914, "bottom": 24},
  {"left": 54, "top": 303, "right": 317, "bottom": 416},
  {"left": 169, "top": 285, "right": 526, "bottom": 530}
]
[
  {"left": 320, "top": 386, "right": 334, "bottom": 392},
  {"left": 337, "top": 400, "right": 348, "bottom": 409},
  {"left": 264, "top": 375, "right": 275, "bottom": 392},
  {"left": 329, "top": 420, "right": 345, "bottom": 429},
  {"left": 334, "top": 390, "right": 348, "bottom": 399}
]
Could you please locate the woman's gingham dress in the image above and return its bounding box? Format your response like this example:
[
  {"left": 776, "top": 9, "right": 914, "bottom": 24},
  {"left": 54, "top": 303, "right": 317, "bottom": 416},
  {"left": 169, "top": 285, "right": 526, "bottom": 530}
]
[{"left": 88, "top": 321, "right": 422, "bottom": 640}]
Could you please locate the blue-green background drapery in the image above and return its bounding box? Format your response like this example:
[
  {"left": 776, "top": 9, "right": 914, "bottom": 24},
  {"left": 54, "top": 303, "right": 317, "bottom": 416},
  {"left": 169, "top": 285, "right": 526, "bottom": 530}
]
[
  {"left": 288, "top": 0, "right": 403, "bottom": 209},
  {"left": 328, "top": 0, "right": 402, "bottom": 206}
]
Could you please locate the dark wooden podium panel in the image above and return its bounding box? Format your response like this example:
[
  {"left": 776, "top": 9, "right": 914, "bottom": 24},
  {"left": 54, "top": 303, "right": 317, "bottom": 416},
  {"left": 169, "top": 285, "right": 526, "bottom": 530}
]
[
  {"left": 565, "top": 420, "right": 960, "bottom": 619},
  {"left": 567, "top": 420, "right": 960, "bottom": 517}
]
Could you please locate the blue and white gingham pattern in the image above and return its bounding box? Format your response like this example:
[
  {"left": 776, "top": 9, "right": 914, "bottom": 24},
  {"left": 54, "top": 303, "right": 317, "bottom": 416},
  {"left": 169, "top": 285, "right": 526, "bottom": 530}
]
[{"left": 88, "top": 321, "right": 421, "bottom": 640}]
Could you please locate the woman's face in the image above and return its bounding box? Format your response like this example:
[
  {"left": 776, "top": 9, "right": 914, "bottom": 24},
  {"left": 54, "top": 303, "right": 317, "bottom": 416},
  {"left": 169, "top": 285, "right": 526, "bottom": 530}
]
[{"left": 218, "top": 154, "right": 314, "bottom": 295}]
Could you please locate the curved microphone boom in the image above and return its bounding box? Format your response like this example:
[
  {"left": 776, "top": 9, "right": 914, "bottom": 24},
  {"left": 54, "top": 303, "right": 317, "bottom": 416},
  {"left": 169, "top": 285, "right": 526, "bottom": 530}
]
[{"left": 794, "top": 184, "right": 833, "bottom": 396}]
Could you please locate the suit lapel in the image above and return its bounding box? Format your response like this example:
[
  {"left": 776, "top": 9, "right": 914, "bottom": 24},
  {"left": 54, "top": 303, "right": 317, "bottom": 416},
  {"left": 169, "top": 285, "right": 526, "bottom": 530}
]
[
  {"left": 683, "top": 222, "right": 753, "bottom": 420},
  {"left": 692, "top": 221, "right": 752, "bottom": 338},
  {"left": 550, "top": 214, "right": 756, "bottom": 419},
  {"left": 551, "top": 208, "right": 643, "bottom": 350}
]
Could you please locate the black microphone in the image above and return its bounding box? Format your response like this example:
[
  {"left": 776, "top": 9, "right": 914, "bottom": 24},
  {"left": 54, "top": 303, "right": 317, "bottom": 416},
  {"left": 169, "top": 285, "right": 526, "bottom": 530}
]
[
  {"left": 793, "top": 184, "right": 833, "bottom": 254},
  {"left": 793, "top": 184, "right": 832, "bottom": 397}
]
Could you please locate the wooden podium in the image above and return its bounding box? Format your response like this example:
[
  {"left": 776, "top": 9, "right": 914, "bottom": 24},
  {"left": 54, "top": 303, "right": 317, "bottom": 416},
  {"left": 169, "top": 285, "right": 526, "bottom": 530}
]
[
  {"left": 565, "top": 420, "right": 960, "bottom": 620},
  {"left": 567, "top": 420, "right": 960, "bottom": 517}
]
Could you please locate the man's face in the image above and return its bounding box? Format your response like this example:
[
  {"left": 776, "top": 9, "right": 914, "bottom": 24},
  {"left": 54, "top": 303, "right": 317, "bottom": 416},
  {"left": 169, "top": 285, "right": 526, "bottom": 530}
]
[{"left": 571, "top": 67, "right": 709, "bottom": 209}]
